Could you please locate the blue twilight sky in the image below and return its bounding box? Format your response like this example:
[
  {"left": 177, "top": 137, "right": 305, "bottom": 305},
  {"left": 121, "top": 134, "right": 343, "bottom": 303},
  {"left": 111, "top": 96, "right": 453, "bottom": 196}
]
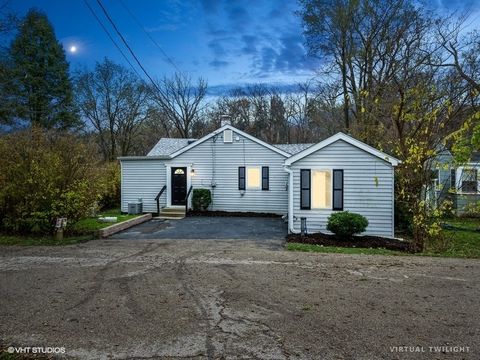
[{"left": 7, "top": 0, "right": 480, "bottom": 94}]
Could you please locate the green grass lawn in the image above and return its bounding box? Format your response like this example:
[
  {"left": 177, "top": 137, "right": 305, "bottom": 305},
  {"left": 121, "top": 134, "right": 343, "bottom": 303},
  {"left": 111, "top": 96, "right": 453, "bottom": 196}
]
[
  {"left": 286, "top": 242, "right": 405, "bottom": 256},
  {"left": 0, "top": 209, "right": 139, "bottom": 246},
  {"left": 288, "top": 218, "right": 480, "bottom": 259},
  {"left": 71, "top": 208, "right": 139, "bottom": 234},
  {"left": 423, "top": 218, "right": 480, "bottom": 258},
  {"left": 0, "top": 234, "right": 92, "bottom": 246}
]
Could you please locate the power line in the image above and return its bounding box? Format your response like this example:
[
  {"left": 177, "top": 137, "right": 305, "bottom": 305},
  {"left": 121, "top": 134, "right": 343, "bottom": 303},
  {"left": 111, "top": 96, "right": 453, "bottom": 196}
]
[
  {"left": 82, "top": 0, "right": 142, "bottom": 79},
  {"left": 95, "top": 0, "right": 162, "bottom": 92},
  {"left": 118, "top": 0, "right": 182, "bottom": 73}
]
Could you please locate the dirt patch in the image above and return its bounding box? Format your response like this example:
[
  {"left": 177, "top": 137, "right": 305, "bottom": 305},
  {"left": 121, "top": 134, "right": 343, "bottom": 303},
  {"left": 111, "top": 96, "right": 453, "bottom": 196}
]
[
  {"left": 286, "top": 232, "right": 411, "bottom": 252},
  {"left": 0, "top": 238, "right": 479, "bottom": 359},
  {"left": 188, "top": 210, "right": 281, "bottom": 218}
]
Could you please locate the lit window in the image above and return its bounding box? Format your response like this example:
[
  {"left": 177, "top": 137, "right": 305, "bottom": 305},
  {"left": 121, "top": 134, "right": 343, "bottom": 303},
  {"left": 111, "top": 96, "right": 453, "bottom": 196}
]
[
  {"left": 311, "top": 170, "right": 331, "bottom": 209},
  {"left": 247, "top": 167, "right": 261, "bottom": 189},
  {"left": 174, "top": 169, "right": 185, "bottom": 175}
]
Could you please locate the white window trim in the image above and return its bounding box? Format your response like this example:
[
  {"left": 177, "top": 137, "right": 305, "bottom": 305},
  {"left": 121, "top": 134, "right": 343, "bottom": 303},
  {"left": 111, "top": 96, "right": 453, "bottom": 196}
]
[
  {"left": 458, "top": 167, "right": 480, "bottom": 194},
  {"left": 246, "top": 166, "right": 262, "bottom": 190},
  {"left": 310, "top": 168, "right": 333, "bottom": 210}
]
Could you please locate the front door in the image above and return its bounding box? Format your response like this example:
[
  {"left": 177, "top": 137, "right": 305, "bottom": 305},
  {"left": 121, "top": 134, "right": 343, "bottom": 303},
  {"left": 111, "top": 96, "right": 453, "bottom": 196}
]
[{"left": 171, "top": 167, "right": 187, "bottom": 205}]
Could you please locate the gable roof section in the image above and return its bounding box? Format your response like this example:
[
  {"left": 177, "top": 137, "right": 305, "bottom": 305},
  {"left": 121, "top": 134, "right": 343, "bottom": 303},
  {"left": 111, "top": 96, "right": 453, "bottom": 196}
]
[
  {"left": 284, "top": 132, "right": 400, "bottom": 166},
  {"left": 147, "top": 138, "right": 196, "bottom": 156},
  {"left": 274, "top": 143, "right": 315, "bottom": 155},
  {"left": 169, "top": 124, "right": 291, "bottom": 158}
]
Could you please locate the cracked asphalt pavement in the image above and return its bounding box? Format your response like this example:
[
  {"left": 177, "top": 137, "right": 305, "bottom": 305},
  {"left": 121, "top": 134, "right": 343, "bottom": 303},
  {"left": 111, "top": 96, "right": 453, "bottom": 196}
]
[{"left": 0, "top": 237, "right": 479, "bottom": 359}]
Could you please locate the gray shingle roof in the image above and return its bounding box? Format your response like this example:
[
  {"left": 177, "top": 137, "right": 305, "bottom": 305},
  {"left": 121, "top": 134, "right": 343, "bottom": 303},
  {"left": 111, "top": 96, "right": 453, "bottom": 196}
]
[
  {"left": 147, "top": 137, "right": 313, "bottom": 157},
  {"left": 147, "top": 138, "right": 196, "bottom": 156},
  {"left": 273, "top": 143, "right": 315, "bottom": 155}
]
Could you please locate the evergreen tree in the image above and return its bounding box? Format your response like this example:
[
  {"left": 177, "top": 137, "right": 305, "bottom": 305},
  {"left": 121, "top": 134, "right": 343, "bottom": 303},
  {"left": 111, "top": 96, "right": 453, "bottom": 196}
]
[{"left": 9, "top": 9, "right": 79, "bottom": 129}]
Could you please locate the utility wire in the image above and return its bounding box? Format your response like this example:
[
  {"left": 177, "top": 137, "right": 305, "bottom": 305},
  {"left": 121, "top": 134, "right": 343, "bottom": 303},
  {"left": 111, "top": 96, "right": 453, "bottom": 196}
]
[
  {"left": 118, "top": 0, "right": 182, "bottom": 73},
  {"left": 83, "top": 0, "right": 142, "bottom": 79},
  {"left": 95, "top": 0, "right": 162, "bottom": 93}
]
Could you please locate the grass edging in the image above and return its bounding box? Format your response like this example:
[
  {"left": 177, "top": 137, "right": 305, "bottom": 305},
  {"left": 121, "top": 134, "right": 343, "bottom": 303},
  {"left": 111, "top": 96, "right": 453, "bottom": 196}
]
[
  {"left": 98, "top": 213, "right": 152, "bottom": 238},
  {"left": 287, "top": 242, "right": 407, "bottom": 256}
]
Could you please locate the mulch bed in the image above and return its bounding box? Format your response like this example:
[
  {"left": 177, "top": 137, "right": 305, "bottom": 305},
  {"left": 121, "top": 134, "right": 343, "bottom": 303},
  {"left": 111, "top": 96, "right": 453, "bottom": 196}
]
[
  {"left": 187, "top": 210, "right": 281, "bottom": 218},
  {"left": 286, "top": 232, "right": 411, "bottom": 252}
]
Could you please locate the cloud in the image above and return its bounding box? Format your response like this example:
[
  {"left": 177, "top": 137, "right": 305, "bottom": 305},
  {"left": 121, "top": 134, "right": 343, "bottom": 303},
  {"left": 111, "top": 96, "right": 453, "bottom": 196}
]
[
  {"left": 251, "top": 32, "right": 317, "bottom": 75},
  {"left": 208, "top": 40, "right": 227, "bottom": 57},
  {"left": 145, "top": 24, "right": 179, "bottom": 32},
  {"left": 201, "top": 0, "right": 221, "bottom": 14},
  {"left": 209, "top": 59, "right": 229, "bottom": 68},
  {"left": 207, "top": 82, "right": 306, "bottom": 96},
  {"left": 200, "top": 0, "right": 317, "bottom": 79},
  {"left": 227, "top": 6, "right": 251, "bottom": 32},
  {"left": 241, "top": 35, "right": 258, "bottom": 55}
]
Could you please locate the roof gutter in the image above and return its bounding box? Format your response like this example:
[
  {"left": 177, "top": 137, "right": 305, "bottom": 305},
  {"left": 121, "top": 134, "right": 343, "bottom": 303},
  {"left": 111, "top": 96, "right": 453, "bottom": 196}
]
[{"left": 117, "top": 155, "right": 171, "bottom": 160}]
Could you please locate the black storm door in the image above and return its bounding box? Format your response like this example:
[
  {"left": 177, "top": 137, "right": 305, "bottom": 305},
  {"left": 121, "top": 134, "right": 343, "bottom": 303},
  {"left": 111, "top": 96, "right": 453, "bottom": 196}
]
[{"left": 171, "top": 167, "right": 187, "bottom": 205}]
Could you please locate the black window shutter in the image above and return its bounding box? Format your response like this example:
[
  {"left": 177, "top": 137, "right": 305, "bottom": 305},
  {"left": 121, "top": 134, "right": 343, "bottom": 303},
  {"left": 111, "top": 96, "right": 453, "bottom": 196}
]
[
  {"left": 262, "top": 166, "right": 269, "bottom": 190},
  {"left": 333, "top": 169, "right": 344, "bottom": 210},
  {"left": 300, "top": 169, "right": 311, "bottom": 210},
  {"left": 450, "top": 169, "right": 456, "bottom": 189},
  {"left": 238, "top": 167, "right": 245, "bottom": 190}
]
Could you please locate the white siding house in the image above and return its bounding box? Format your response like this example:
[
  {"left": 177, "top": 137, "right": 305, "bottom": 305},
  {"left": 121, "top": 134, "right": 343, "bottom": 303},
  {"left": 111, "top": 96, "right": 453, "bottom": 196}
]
[
  {"left": 120, "top": 158, "right": 168, "bottom": 213},
  {"left": 169, "top": 128, "right": 289, "bottom": 214},
  {"left": 119, "top": 124, "right": 400, "bottom": 238},
  {"left": 284, "top": 136, "right": 397, "bottom": 237},
  {"left": 431, "top": 150, "right": 480, "bottom": 214}
]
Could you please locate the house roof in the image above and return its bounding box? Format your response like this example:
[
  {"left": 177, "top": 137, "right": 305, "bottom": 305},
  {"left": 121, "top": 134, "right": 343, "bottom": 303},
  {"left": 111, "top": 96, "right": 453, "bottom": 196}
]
[
  {"left": 284, "top": 132, "right": 401, "bottom": 166},
  {"left": 147, "top": 138, "right": 196, "bottom": 156},
  {"left": 168, "top": 124, "right": 291, "bottom": 158},
  {"left": 273, "top": 143, "right": 315, "bottom": 155}
]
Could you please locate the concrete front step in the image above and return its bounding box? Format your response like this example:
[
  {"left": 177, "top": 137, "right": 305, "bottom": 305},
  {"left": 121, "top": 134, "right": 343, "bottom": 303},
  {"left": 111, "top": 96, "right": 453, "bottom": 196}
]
[
  {"left": 160, "top": 207, "right": 185, "bottom": 213},
  {"left": 154, "top": 215, "right": 185, "bottom": 220},
  {"left": 158, "top": 207, "right": 186, "bottom": 219}
]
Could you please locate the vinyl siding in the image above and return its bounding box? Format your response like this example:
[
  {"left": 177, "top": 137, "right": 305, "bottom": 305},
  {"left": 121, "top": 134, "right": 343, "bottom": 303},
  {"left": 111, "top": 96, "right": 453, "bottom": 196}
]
[
  {"left": 456, "top": 193, "right": 480, "bottom": 214},
  {"left": 121, "top": 160, "right": 166, "bottom": 213},
  {"left": 171, "top": 129, "right": 288, "bottom": 214},
  {"left": 290, "top": 139, "right": 394, "bottom": 237}
]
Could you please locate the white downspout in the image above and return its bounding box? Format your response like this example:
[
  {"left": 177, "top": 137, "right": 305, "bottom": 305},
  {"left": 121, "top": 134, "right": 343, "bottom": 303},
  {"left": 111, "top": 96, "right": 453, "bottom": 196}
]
[{"left": 283, "top": 165, "right": 299, "bottom": 234}]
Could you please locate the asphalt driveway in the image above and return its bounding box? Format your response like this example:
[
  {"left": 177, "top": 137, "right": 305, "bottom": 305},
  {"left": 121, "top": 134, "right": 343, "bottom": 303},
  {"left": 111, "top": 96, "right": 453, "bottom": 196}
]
[
  {"left": 110, "top": 215, "right": 287, "bottom": 246},
  {"left": 0, "top": 237, "right": 479, "bottom": 359}
]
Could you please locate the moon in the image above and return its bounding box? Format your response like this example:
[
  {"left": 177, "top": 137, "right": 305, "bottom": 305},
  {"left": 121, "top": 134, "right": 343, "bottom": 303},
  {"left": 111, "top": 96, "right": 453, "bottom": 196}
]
[{"left": 69, "top": 45, "right": 77, "bottom": 53}]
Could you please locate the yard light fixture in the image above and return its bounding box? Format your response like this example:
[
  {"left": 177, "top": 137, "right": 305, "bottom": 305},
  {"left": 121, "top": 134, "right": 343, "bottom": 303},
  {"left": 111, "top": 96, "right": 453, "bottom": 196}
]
[{"left": 190, "top": 168, "right": 195, "bottom": 176}]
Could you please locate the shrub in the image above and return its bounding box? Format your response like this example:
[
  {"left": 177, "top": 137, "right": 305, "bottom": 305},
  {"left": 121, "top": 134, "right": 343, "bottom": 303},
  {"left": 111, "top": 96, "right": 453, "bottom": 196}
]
[
  {"left": 0, "top": 127, "right": 106, "bottom": 234},
  {"left": 460, "top": 201, "right": 480, "bottom": 218},
  {"left": 192, "top": 188, "right": 212, "bottom": 211},
  {"left": 98, "top": 161, "right": 121, "bottom": 210},
  {"left": 326, "top": 211, "right": 369, "bottom": 238}
]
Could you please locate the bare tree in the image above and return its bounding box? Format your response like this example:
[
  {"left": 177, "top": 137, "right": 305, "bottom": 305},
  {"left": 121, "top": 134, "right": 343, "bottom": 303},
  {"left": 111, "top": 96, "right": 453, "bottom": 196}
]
[
  {"left": 434, "top": 18, "right": 480, "bottom": 94},
  {"left": 151, "top": 72, "right": 207, "bottom": 138},
  {"left": 75, "top": 58, "right": 152, "bottom": 160},
  {"left": 300, "top": 0, "right": 435, "bottom": 138}
]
